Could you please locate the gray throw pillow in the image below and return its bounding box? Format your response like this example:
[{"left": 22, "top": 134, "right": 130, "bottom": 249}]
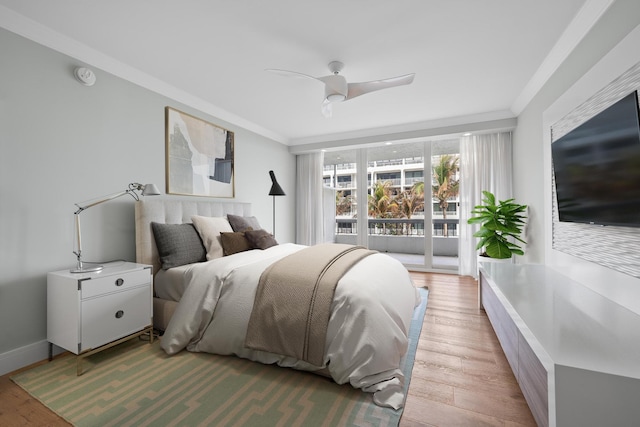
[
  {"left": 227, "top": 214, "right": 262, "bottom": 232},
  {"left": 151, "top": 222, "right": 206, "bottom": 269},
  {"left": 245, "top": 229, "right": 278, "bottom": 250}
]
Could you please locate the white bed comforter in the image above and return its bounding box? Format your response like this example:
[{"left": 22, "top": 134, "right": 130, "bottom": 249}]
[{"left": 160, "top": 243, "right": 420, "bottom": 409}]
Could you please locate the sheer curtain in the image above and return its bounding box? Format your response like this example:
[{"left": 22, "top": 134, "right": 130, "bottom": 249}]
[
  {"left": 295, "top": 152, "right": 325, "bottom": 245},
  {"left": 459, "top": 132, "right": 513, "bottom": 277}
]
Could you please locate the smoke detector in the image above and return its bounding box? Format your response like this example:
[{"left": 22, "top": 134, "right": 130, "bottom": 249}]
[{"left": 74, "top": 67, "right": 96, "bottom": 86}]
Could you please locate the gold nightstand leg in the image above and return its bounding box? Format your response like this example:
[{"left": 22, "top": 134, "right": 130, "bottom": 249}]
[{"left": 76, "top": 325, "right": 154, "bottom": 376}]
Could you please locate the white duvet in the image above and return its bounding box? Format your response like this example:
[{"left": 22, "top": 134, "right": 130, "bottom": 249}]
[{"left": 160, "top": 243, "right": 420, "bottom": 409}]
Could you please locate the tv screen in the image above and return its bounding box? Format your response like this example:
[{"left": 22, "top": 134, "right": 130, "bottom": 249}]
[{"left": 551, "top": 91, "right": 640, "bottom": 227}]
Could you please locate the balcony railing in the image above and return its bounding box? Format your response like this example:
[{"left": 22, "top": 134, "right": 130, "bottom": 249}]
[
  {"left": 369, "top": 159, "right": 404, "bottom": 167},
  {"left": 404, "top": 177, "right": 424, "bottom": 186},
  {"left": 404, "top": 157, "right": 424, "bottom": 165},
  {"left": 335, "top": 218, "right": 459, "bottom": 237},
  {"left": 373, "top": 178, "right": 401, "bottom": 186},
  {"left": 324, "top": 163, "right": 356, "bottom": 172},
  {"left": 336, "top": 181, "right": 353, "bottom": 188}
]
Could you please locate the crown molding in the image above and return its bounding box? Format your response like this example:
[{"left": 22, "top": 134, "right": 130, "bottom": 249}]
[
  {"left": 511, "top": 0, "right": 615, "bottom": 115},
  {"left": 289, "top": 112, "right": 517, "bottom": 154},
  {"left": 0, "top": 5, "right": 288, "bottom": 145}
]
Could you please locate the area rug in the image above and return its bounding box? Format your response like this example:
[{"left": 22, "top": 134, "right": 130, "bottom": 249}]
[{"left": 13, "top": 288, "right": 428, "bottom": 427}]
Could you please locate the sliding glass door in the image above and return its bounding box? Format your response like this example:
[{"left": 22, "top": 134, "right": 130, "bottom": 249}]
[
  {"left": 430, "top": 139, "right": 460, "bottom": 271},
  {"left": 323, "top": 149, "right": 360, "bottom": 247},
  {"left": 366, "top": 143, "right": 427, "bottom": 266},
  {"left": 323, "top": 139, "right": 460, "bottom": 272}
]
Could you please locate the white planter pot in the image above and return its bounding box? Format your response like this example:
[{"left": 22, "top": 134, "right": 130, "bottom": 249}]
[
  {"left": 477, "top": 255, "right": 513, "bottom": 278},
  {"left": 478, "top": 255, "right": 513, "bottom": 264}
]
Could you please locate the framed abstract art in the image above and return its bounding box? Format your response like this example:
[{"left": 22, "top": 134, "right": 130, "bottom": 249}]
[{"left": 165, "top": 107, "right": 235, "bottom": 198}]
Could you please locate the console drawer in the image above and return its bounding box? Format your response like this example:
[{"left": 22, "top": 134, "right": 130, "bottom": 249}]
[{"left": 481, "top": 274, "right": 519, "bottom": 375}]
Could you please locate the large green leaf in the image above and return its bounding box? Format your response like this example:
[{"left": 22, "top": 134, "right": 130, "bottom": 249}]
[{"left": 485, "top": 240, "right": 513, "bottom": 259}]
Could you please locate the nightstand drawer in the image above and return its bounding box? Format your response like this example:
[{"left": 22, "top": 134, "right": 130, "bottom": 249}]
[
  {"left": 81, "top": 268, "right": 150, "bottom": 299},
  {"left": 81, "top": 286, "right": 151, "bottom": 351}
]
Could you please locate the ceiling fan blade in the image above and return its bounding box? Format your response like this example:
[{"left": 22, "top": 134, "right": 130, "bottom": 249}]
[
  {"left": 346, "top": 73, "right": 415, "bottom": 100},
  {"left": 265, "top": 68, "right": 320, "bottom": 82}
]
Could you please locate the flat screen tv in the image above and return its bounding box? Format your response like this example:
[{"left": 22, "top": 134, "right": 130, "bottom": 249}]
[{"left": 551, "top": 91, "right": 640, "bottom": 227}]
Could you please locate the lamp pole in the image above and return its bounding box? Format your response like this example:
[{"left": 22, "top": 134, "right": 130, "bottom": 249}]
[
  {"left": 272, "top": 195, "right": 277, "bottom": 237},
  {"left": 268, "top": 170, "right": 285, "bottom": 238}
]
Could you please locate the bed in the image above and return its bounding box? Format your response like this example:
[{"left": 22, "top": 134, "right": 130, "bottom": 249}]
[{"left": 135, "top": 198, "right": 420, "bottom": 409}]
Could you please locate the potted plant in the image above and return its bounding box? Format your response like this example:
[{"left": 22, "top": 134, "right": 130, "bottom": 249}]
[{"left": 467, "top": 191, "right": 527, "bottom": 259}]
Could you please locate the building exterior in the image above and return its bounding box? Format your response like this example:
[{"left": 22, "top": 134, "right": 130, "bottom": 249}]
[{"left": 323, "top": 154, "right": 460, "bottom": 237}]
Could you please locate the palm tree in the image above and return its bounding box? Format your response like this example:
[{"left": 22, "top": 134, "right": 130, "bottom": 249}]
[
  {"left": 411, "top": 180, "right": 425, "bottom": 196},
  {"left": 368, "top": 180, "right": 398, "bottom": 218},
  {"left": 432, "top": 154, "right": 460, "bottom": 236},
  {"left": 396, "top": 182, "right": 425, "bottom": 234},
  {"left": 368, "top": 180, "right": 398, "bottom": 234},
  {"left": 335, "top": 191, "right": 354, "bottom": 217}
]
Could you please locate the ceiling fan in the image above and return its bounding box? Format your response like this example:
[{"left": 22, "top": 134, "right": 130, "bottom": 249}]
[{"left": 266, "top": 61, "right": 415, "bottom": 117}]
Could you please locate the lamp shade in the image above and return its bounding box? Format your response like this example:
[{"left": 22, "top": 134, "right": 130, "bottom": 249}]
[
  {"left": 141, "top": 183, "right": 161, "bottom": 196},
  {"left": 268, "top": 170, "right": 285, "bottom": 196}
]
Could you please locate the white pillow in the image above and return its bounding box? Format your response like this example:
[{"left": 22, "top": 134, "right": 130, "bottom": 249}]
[{"left": 191, "top": 215, "right": 233, "bottom": 260}]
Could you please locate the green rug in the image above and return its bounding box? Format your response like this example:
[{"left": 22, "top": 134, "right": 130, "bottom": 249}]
[{"left": 13, "top": 289, "right": 428, "bottom": 426}]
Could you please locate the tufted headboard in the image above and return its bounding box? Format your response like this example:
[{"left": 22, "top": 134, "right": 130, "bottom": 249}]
[{"left": 135, "top": 198, "right": 252, "bottom": 275}]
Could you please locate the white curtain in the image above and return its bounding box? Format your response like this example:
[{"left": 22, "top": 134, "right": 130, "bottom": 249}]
[
  {"left": 459, "top": 132, "right": 513, "bottom": 277},
  {"left": 296, "top": 152, "right": 325, "bottom": 245}
]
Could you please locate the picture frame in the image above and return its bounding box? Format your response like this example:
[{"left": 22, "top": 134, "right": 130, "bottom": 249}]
[{"left": 165, "top": 107, "right": 235, "bottom": 198}]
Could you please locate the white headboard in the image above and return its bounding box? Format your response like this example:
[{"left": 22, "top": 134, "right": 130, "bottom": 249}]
[{"left": 135, "top": 198, "right": 252, "bottom": 275}]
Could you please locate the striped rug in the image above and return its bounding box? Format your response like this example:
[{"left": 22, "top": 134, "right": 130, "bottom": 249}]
[{"left": 13, "top": 288, "right": 428, "bottom": 427}]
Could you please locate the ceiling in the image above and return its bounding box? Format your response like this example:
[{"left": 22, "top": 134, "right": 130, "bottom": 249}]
[{"left": 0, "top": 0, "right": 603, "bottom": 146}]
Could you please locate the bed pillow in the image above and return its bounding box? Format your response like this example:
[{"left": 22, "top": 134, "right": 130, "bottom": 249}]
[
  {"left": 220, "top": 231, "right": 253, "bottom": 256},
  {"left": 245, "top": 229, "right": 278, "bottom": 250},
  {"left": 191, "top": 215, "right": 234, "bottom": 260},
  {"left": 227, "top": 214, "right": 262, "bottom": 232},
  {"left": 151, "top": 222, "right": 206, "bottom": 269}
]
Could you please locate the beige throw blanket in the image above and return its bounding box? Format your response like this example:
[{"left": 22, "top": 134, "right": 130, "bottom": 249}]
[{"left": 244, "top": 243, "right": 375, "bottom": 367}]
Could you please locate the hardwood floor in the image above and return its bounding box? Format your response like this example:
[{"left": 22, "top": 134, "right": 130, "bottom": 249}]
[
  {"left": 401, "top": 272, "right": 535, "bottom": 426},
  {"left": 0, "top": 272, "right": 535, "bottom": 426},
  {"left": 0, "top": 358, "right": 70, "bottom": 426}
]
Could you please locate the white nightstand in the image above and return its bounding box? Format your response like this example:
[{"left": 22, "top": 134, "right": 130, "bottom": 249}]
[{"left": 47, "top": 261, "right": 153, "bottom": 375}]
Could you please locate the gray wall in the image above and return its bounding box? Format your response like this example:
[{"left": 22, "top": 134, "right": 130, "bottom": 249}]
[
  {"left": 0, "top": 29, "right": 295, "bottom": 365},
  {"left": 513, "top": 0, "right": 640, "bottom": 311}
]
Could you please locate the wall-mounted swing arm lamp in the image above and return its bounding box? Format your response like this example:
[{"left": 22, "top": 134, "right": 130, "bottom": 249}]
[
  {"left": 268, "top": 171, "right": 285, "bottom": 237},
  {"left": 71, "top": 182, "right": 160, "bottom": 273}
]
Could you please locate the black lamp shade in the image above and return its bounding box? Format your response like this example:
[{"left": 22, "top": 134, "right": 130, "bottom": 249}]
[{"left": 268, "top": 170, "right": 285, "bottom": 196}]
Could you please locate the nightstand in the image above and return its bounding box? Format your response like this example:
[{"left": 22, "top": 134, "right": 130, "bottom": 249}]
[{"left": 47, "top": 261, "right": 153, "bottom": 375}]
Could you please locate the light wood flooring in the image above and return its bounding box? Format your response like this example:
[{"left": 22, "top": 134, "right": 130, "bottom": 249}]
[
  {"left": 400, "top": 273, "right": 535, "bottom": 426},
  {"left": 0, "top": 272, "right": 535, "bottom": 426}
]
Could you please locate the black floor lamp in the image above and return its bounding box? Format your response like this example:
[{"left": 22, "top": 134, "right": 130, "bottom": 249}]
[{"left": 268, "top": 170, "right": 286, "bottom": 236}]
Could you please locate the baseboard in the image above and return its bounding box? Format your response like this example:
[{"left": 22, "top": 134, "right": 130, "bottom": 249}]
[{"left": 0, "top": 340, "right": 64, "bottom": 376}]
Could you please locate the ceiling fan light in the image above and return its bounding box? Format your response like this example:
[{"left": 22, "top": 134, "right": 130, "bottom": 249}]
[
  {"left": 326, "top": 93, "right": 346, "bottom": 102},
  {"left": 321, "top": 99, "right": 333, "bottom": 118}
]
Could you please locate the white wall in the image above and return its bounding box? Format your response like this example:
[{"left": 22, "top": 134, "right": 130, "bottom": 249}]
[
  {"left": 0, "top": 29, "right": 295, "bottom": 373},
  {"left": 513, "top": 0, "right": 640, "bottom": 313}
]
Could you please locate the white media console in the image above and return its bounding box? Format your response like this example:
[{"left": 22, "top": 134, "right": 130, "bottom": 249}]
[{"left": 478, "top": 262, "right": 640, "bottom": 427}]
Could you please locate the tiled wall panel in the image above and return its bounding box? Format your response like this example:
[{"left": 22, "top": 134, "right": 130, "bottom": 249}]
[{"left": 551, "top": 61, "right": 640, "bottom": 278}]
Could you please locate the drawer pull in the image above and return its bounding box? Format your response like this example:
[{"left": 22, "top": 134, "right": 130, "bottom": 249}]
[
  {"left": 115, "top": 310, "right": 124, "bottom": 319},
  {"left": 115, "top": 278, "right": 124, "bottom": 287}
]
